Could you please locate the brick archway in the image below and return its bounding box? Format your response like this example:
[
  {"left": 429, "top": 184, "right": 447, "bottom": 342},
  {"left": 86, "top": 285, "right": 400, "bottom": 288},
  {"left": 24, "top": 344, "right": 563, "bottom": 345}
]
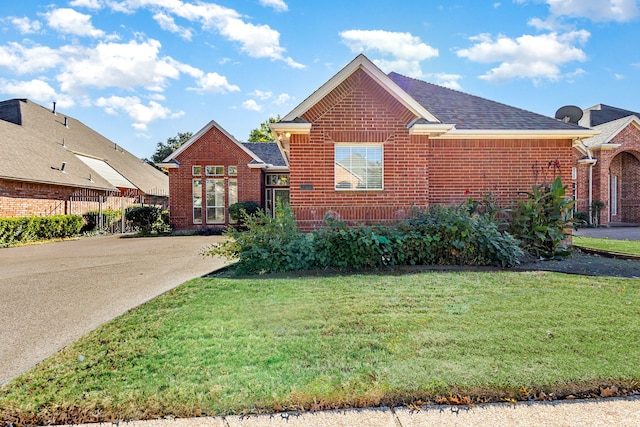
[{"left": 609, "top": 150, "right": 640, "bottom": 224}]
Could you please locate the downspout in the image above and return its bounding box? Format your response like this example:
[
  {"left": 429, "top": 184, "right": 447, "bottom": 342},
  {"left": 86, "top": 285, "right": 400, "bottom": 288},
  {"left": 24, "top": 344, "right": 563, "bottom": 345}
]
[{"left": 580, "top": 143, "right": 596, "bottom": 225}]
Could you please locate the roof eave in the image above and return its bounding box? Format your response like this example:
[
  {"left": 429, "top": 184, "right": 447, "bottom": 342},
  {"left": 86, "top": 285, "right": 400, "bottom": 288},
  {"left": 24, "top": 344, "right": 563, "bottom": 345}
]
[
  {"left": 409, "top": 123, "right": 456, "bottom": 137},
  {"left": 431, "top": 129, "right": 600, "bottom": 142},
  {"left": 281, "top": 54, "right": 439, "bottom": 124}
]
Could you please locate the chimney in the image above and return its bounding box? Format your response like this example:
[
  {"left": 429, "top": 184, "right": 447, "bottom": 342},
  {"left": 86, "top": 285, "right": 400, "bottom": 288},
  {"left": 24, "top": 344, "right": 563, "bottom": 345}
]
[{"left": 52, "top": 101, "right": 57, "bottom": 115}]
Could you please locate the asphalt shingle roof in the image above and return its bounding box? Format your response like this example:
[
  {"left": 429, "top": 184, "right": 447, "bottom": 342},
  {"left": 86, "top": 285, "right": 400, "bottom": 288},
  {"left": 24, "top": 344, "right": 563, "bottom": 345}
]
[
  {"left": 241, "top": 142, "right": 287, "bottom": 167},
  {"left": 580, "top": 104, "right": 640, "bottom": 128},
  {"left": 388, "top": 72, "right": 586, "bottom": 131},
  {"left": 0, "top": 99, "right": 168, "bottom": 195}
]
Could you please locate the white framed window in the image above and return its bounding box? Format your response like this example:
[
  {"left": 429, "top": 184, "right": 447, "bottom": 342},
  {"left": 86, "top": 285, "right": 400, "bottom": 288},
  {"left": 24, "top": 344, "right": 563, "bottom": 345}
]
[
  {"left": 228, "top": 179, "right": 238, "bottom": 223},
  {"left": 192, "top": 179, "right": 202, "bottom": 224},
  {"left": 206, "top": 165, "right": 224, "bottom": 176},
  {"left": 206, "top": 178, "right": 225, "bottom": 223},
  {"left": 334, "top": 144, "right": 383, "bottom": 190},
  {"left": 192, "top": 165, "right": 202, "bottom": 176},
  {"left": 228, "top": 165, "right": 238, "bottom": 176},
  {"left": 266, "top": 174, "right": 289, "bottom": 186}
]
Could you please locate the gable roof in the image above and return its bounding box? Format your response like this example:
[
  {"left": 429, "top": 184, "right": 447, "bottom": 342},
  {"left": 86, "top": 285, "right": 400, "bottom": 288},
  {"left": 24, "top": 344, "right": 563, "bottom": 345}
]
[
  {"left": 580, "top": 104, "right": 640, "bottom": 128},
  {"left": 582, "top": 114, "right": 640, "bottom": 149},
  {"left": 0, "top": 99, "right": 168, "bottom": 195},
  {"left": 273, "top": 54, "right": 597, "bottom": 142},
  {"left": 159, "top": 120, "right": 287, "bottom": 170}
]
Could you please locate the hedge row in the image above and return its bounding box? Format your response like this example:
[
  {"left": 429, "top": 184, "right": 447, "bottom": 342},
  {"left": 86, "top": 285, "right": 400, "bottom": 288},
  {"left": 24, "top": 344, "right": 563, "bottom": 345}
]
[{"left": 0, "top": 215, "right": 84, "bottom": 247}]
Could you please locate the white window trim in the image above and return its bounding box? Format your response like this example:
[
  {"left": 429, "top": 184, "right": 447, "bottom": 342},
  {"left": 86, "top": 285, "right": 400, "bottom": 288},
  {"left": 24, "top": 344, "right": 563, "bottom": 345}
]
[
  {"left": 205, "top": 178, "right": 225, "bottom": 224},
  {"left": 205, "top": 165, "right": 224, "bottom": 176},
  {"left": 192, "top": 178, "right": 203, "bottom": 224},
  {"left": 334, "top": 143, "right": 384, "bottom": 191}
]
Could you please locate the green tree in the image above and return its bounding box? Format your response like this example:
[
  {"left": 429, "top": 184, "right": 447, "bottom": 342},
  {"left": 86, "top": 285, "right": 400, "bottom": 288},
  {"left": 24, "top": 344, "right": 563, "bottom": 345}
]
[
  {"left": 144, "top": 131, "right": 193, "bottom": 171},
  {"left": 248, "top": 115, "right": 280, "bottom": 142}
]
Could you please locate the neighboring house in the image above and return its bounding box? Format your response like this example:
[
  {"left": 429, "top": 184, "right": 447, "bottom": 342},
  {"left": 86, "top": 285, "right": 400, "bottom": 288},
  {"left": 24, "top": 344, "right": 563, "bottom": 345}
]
[
  {"left": 158, "top": 120, "right": 287, "bottom": 231},
  {"left": 0, "top": 99, "right": 169, "bottom": 222},
  {"left": 163, "top": 54, "right": 596, "bottom": 232},
  {"left": 574, "top": 104, "right": 640, "bottom": 225}
]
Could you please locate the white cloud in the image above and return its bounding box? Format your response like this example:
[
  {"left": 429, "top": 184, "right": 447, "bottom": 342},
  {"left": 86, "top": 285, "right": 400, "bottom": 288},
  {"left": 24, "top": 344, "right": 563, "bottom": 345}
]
[
  {"left": 273, "top": 93, "right": 292, "bottom": 105},
  {"left": 456, "top": 31, "right": 589, "bottom": 83},
  {"left": 546, "top": 0, "right": 639, "bottom": 22},
  {"left": 340, "top": 30, "right": 438, "bottom": 78},
  {"left": 95, "top": 95, "right": 184, "bottom": 130},
  {"left": 56, "top": 39, "right": 181, "bottom": 93},
  {"left": 249, "top": 90, "right": 273, "bottom": 100},
  {"left": 69, "top": 0, "right": 103, "bottom": 9},
  {"left": 0, "top": 42, "right": 62, "bottom": 74},
  {"left": 44, "top": 8, "right": 106, "bottom": 38},
  {"left": 191, "top": 72, "right": 240, "bottom": 94},
  {"left": 153, "top": 12, "right": 192, "bottom": 41},
  {"left": 10, "top": 17, "right": 42, "bottom": 34},
  {"left": 615, "top": 73, "right": 625, "bottom": 80},
  {"left": 259, "top": 0, "right": 288, "bottom": 12},
  {"left": 102, "top": 0, "right": 303, "bottom": 67},
  {"left": 242, "top": 99, "right": 263, "bottom": 112}
]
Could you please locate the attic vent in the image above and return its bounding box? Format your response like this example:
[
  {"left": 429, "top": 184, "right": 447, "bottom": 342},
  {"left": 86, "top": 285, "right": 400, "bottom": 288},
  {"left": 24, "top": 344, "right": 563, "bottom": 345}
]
[{"left": 64, "top": 117, "right": 68, "bottom": 127}]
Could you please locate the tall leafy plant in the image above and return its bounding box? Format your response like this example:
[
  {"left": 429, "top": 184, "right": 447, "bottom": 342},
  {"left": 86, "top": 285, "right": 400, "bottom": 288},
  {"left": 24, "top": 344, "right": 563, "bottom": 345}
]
[{"left": 508, "top": 176, "right": 575, "bottom": 259}]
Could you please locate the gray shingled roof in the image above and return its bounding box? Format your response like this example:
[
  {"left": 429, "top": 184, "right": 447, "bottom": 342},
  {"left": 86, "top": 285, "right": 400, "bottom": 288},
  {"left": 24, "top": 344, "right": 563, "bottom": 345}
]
[
  {"left": 0, "top": 99, "right": 168, "bottom": 195},
  {"left": 582, "top": 115, "right": 639, "bottom": 148},
  {"left": 241, "top": 142, "right": 287, "bottom": 167},
  {"left": 580, "top": 104, "right": 640, "bottom": 128},
  {"left": 388, "top": 72, "right": 587, "bottom": 131}
]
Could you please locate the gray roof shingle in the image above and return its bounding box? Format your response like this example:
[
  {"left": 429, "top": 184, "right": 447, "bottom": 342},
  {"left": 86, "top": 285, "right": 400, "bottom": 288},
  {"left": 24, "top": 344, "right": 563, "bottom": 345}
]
[
  {"left": 241, "top": 142, "right": 287, "bottom": 167},
  {"left": 580, "top": 104, "right": 640, "bottom": 128},
  {"left": 388, "top": 72, "right": 586, "bottom": 131},
  {"left": 0, "top": 99, "right": 168, "bottom": 196}
]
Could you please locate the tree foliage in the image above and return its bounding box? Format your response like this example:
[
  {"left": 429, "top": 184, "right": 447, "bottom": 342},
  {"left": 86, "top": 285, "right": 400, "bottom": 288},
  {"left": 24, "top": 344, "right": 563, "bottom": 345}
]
[
  {"left": 144, "top": 132, "right": 193, "bottom": 170},
  {"left": 248, "top": 116, "right": 280, "bottom": 142}
]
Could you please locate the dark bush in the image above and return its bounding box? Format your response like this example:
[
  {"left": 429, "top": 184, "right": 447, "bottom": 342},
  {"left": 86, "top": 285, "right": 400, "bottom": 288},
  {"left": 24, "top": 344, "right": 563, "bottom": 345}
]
[
  {"left": 125, "top": 206, "right": 170, "bottom": 234},
  {"left": 228, "top": 201, "right": 261, "bottom": 227}
]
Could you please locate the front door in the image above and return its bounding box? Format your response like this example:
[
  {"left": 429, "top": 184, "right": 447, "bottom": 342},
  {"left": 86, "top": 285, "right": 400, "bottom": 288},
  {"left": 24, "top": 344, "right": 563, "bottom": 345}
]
[{"left": 265, "top": 188, "right": 290, "bottom": 218}]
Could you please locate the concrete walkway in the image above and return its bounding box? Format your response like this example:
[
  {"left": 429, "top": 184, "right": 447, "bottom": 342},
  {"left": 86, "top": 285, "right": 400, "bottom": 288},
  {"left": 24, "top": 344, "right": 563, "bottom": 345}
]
[
  {"left": 74, "top": 397, "right": 640, "bottom": 427},
  {"left": 0, "top": 234, "right": 227, "bottom": 386},
  {"left": 574, "top": 225, "right": 640, "bottom": 240}
]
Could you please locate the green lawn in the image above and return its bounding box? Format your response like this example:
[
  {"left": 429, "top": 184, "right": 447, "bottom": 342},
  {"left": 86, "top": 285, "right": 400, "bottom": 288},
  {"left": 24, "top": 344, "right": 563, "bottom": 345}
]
[
  {"left": 573, "top": 236, "right": 640, "bottom": 256},
  {"left": 1, "top": 271, "right": 639, "bottom": 425}
]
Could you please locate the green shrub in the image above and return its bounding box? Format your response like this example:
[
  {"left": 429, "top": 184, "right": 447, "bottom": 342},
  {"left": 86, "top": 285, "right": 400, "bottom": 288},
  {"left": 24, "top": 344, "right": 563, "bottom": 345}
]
[
  {"left": 203, "top": 207, "right": 314, "bottom": 275},
  {"left": 0, "top": 215, "right": 83, "bottom": 247},
  {"left": 508, "top": 177, "right": 575, "bottom": 259},
  {"left": 125, "top": 206, "right": 170, "bottom": 234},
  {"left": 205, "top": 199, "right": 523, "bottom": 275},
  {"left": 228, "top": 201, "right": 261, "bottom": 225},
  {"left": 81, "top": 209, "right": 121, "bottom": 232}
]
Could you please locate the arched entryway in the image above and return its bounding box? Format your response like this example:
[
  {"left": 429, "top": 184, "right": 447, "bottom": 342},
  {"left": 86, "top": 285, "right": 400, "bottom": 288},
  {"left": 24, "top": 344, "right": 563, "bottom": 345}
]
[{"left": 608, "top": 150, "right": 640, "bottom": 224}]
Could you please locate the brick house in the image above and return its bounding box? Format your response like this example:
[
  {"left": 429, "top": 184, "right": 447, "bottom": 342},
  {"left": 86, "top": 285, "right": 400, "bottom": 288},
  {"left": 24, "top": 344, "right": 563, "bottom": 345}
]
[
  {"left": 0, "top": 99, "right": 169, "bottom": 221},
  {"left": 574, "top": 104, "right": 640, "bottom": 226},
  {"left": 163, "top": 54, "right": 597, "bottom": 232},
  {"left": 158, "top": 120, "right": 287, "bottom": 231},
  {"left": 269, "top": 54, "right": 596, "bottom": 230}
]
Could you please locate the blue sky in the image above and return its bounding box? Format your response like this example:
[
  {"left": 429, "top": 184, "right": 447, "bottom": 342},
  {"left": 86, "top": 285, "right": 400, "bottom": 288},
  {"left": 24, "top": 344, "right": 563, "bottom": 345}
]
[{"left": 1, "top": 0, "right": 639, "bottom": 158}]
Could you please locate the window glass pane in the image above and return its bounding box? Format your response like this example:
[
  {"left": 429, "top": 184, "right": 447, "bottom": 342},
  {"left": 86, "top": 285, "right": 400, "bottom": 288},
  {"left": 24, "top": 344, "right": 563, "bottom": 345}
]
[
  {"left": 206, "top": 165, "right": 224, "bottom": 176},
  {"left": 335, "top": 145, "right": 383, "bottom": 190},
  {"left": 266, "top": 174, "right": 289, "bottom": 186},
  {"left": 192, "top": 165, "right": 202, "bottom": 176},
  {"left": 192, "top": 179, "right": 202, "bottom": 223},
  {"left": 228, "top": 179, "right": 238, "bottom": 223},
  {"left": 206, "top": 178, "right": 225, "bottom": 223},
  {"left": 228, "top": 166, "right": 237, "bottom": 176}
]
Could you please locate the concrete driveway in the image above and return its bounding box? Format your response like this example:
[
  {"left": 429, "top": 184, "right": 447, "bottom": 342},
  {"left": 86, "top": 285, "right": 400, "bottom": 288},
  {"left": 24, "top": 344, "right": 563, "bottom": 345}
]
[
  {"left": 574, "top": 226, "right": 640, "bottom": 240},
  {"left": 0, "top": 234, "right": 228, "bottom": 385}
]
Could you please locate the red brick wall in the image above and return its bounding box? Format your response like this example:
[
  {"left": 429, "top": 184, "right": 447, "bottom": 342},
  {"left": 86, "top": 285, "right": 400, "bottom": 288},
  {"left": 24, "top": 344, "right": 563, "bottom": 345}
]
[
  {"left": 290, "top": 68, "right": 575, "bottom": 230},
  {"left": 1, "top": 179, "right": 75, "bottom": 217},
  {"left": 169, "top": 125, "right": 262, "bottom": 231},
  {"left": 430, "top": 138, "right": 574, "bottom": 207},
  {"left": 573, "top": 123, "right": 640, "bottom": 225},
  {"left": 291, "top": 68, "right": 429, "bottom": 230}
]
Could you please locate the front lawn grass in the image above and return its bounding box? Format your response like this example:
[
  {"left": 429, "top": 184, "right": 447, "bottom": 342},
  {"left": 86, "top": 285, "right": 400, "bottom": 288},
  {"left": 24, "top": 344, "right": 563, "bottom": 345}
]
[
  {"left": 573, "top": 236, "right": 640, "bottom": 256},
  {"left": 1, "top": 271, "right": 639, "bottom": 425}
]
